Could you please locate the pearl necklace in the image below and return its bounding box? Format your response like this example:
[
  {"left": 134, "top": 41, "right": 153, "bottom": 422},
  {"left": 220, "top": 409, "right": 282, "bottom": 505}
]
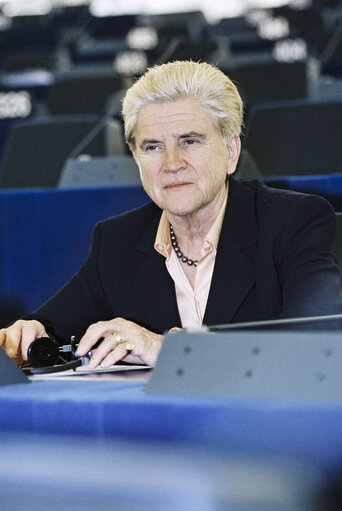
[{"left": 170, "top": 224, "right": 198, "bottom": 267}]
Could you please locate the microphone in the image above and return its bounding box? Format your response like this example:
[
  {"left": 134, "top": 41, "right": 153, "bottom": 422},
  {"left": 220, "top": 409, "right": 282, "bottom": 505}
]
[{"left": 67, "top": 101, "right": 123, "bottom": 160}]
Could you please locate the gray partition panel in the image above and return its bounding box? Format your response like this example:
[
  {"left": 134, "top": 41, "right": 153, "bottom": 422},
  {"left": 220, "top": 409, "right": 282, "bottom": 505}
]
[
  {"left": 0, "top": 348, "right": 29, "bottom": 386},
  {"left": 147, "top": 330, "right": 342, "bottom": 400},
  {"left": 58, "top": 156, "right": 141, "bottom": 188}
]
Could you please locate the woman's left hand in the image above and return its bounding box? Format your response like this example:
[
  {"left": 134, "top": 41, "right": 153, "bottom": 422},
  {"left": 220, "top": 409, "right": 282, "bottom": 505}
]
[{"left": 76, "top": 317, "right": 164, "bottom": 368}]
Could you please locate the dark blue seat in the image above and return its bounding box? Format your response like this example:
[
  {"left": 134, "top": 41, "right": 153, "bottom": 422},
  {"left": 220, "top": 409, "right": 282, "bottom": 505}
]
[
  {"left": 0, "top": 186, "right": 149, "bottom": 326},
  {"left": 241, "top": 99, "right": 342, "bottom": 176}
]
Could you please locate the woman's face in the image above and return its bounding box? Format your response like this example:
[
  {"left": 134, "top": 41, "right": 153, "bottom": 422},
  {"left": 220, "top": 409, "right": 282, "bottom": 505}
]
[{"left": 132, "top": 99, "right": 241, "bottom": 222}]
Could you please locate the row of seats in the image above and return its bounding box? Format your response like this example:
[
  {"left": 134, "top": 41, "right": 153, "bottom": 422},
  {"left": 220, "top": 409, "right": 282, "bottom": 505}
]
[
  {"left": 237, "top": 98, "right": 342, "bottom": 178},
  {"left": 0, "top": 2, "right": 341, "bottom": 75},
  {"left": 0, "top": 115, "right": 126, "bottom": 188},
  {"left": 0, "top": 95, "right": 341, "bottom": 189},
  {"left": 0, "top": 2, "right": 341, "bottom": 188}
]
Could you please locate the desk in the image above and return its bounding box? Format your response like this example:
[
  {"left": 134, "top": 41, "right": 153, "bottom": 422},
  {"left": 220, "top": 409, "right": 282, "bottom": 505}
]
[
  {"left": 1, "top": 373, "right": 342, "bottom": 509},
  {"left": 1, "top": 375, "right": 342, "bottom": 475}
]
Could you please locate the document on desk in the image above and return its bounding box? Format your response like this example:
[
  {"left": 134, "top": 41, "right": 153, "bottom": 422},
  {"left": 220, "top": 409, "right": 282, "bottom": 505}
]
[{"left": 29, "top": 364, "right": 151, "bottom": 381}]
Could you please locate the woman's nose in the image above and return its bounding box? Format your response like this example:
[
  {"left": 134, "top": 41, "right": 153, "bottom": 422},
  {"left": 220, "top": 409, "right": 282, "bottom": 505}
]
[{"left": 162, "top": 146, "right": 185, "bottom": 173}]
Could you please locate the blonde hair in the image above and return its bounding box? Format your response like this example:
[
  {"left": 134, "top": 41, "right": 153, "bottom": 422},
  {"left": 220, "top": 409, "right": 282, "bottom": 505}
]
[{"left": 122, "top": 60, "right": 243, "bottom": 149}]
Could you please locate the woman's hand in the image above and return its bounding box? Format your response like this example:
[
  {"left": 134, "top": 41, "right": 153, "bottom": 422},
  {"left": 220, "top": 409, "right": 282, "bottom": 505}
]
[
  {"left": 76, "top": 317, "right": 165, "bottom": 368},
  {"left": 0, "top": 320, "right": 48, "bottom": 364}
]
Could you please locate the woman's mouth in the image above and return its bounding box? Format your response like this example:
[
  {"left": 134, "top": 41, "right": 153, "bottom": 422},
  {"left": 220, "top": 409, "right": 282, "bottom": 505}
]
[{"left": 164, "top": 182, "right": 192, "bottom": 189}]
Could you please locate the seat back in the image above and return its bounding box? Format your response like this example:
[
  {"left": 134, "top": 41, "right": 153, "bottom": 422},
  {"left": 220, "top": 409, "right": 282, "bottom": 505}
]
[
  {"left": 243, "top": 100, "right": 342, "bottom": 176},
  {"left": 0, "top": 115, "right": 125, "bottom": 188}
]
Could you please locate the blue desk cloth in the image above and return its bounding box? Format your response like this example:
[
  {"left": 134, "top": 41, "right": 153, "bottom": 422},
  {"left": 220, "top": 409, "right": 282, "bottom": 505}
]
[
  {"left": 1, "top": 378, "right": 342, "bottom": 476},
  {"left": 0, "top": 186, "right": 149, "bottom": 325}
]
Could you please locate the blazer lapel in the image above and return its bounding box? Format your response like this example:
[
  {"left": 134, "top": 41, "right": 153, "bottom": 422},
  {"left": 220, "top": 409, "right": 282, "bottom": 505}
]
[
  {"left": 133, "top": 178, "right": 259, "bottom": 330},
  {"left": 204, "top": 178, "right": 259, "bottom": 326},
  {"left": 134, "top": 214, "right": 181, "bottom": 332}
]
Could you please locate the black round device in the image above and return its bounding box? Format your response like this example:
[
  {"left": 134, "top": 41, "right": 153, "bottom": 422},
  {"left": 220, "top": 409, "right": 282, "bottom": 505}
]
[
  {"left": 27, "top": 336, "right": 60, "bottom": 368},
  {"left": 25, "top": 335, "right": 83, "bottom": 375}
]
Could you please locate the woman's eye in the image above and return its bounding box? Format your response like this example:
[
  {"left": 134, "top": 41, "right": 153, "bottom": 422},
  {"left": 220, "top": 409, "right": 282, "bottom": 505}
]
[
  {"left": 146, "top": 145, "right": 158, "bottom": 151},
  {"left": 184, "top": 139, "right": 198, "bottom": 146}
]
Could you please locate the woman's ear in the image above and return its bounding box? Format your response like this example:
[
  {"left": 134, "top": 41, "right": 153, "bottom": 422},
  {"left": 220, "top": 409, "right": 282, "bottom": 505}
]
[{"left": 227, "top": 136, "right": 241, "bottom": 176}]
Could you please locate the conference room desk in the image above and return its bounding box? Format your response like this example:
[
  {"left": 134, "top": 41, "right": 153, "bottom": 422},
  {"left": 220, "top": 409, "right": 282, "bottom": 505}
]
[
  {"left": 1, "top": 368, "right": 342, "bottom": 509},
  {"left": 0, "top": 371, "right": 342, "bottom": 471}
]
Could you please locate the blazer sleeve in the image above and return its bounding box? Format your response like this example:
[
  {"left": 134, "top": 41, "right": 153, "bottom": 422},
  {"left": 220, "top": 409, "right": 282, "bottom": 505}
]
[{"left": 274, "top": 193, "right": 342, "bottom": 318}]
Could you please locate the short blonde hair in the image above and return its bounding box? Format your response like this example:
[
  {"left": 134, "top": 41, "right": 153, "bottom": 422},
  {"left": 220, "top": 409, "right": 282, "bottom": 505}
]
[{"left": 122, "top": 60, "right": 244, "bottom": 149}]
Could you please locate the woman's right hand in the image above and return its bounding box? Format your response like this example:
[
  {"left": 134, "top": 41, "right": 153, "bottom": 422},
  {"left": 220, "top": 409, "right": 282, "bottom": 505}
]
[{"left": 0, "top": 320, "right": 48, "bottom": 363}]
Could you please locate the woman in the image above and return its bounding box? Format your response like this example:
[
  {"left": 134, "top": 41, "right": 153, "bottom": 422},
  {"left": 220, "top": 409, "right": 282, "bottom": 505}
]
[{"left": 1, "top": 61, "right": 341, "bottom": 367}]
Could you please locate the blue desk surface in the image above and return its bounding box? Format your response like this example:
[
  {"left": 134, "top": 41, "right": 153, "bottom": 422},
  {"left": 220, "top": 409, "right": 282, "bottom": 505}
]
[{"left": 1, "top": 376, "right": 342, "bottom": 475}]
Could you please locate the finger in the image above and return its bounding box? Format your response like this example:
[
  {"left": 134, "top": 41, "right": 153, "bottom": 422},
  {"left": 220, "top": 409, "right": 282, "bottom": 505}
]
[
  {"left": 87, "top": 334, "right": 123, "bottom": 368},
  {"left": 1, "top": 320, "right": 47, "bottom": 360},
  {"left": 77, "top": 321, "right": 120, "bottom": 356},
  {"left": 20, "top": 322, "right": 47, "bottom": 360},
  {"left": 0, "top": 329, "right": 6, "bottom": 347},
  {"left": 0, "top": 329, "right": 21, "bottom": 362},
  {"left": 99, "top": 343, "right": 133, "bottom": 368},
  {"left": 4, "top": 325, "right": 23, "bottom": 357},
  {"left": 169, "top": 327, "right": 183, "bottom": 334}
]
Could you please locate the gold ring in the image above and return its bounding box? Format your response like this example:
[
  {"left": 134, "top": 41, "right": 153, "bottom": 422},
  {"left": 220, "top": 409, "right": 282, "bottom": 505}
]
[
  {"left": 124, "top": 342, "right": 135, "bottom": 353},
  {"left": 112, "top": 332, "right": 122, "bottom": 344}
]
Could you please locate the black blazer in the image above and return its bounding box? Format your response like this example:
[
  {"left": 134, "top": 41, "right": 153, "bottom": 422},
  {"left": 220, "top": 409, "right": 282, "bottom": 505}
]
[{"left": 32, "top": 178, "right": 342, "bottom": 342}]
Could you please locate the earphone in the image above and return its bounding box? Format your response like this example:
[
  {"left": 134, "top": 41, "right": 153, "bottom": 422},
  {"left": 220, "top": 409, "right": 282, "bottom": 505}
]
[{"left": 24, "top": 335, "right": 90, "bottom": 375}]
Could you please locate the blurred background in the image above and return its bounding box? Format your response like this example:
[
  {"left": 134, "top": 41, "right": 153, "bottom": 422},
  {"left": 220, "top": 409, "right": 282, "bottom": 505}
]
[
  {"left": 0, "top": 0, "right": 341, "bottom": 180},
  {"left": 0, "top": 0, "right": 341, "bottom": 133},
  {"left": 1, "top": 0, "right": 342, "bottom": 325}
]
